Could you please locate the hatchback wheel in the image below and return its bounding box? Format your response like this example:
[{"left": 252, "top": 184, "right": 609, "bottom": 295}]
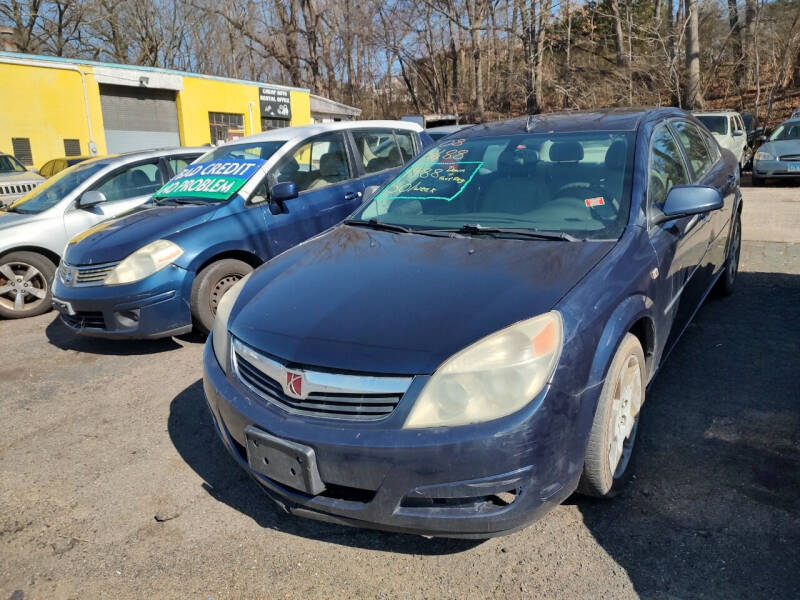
[
  {"left": 578, "top": 333, "right": 645, "bottom": 498},
  {"left": 0, "top": 251, "right": 56, "bottom": 319},
  {"left": 190, "top": 258, "right": 254, "bottom": 335}
]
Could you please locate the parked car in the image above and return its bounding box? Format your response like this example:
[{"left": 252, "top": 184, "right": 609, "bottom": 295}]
[
  {"left": 752, "top": 118, "right": 800, "bottom": 185},
  {"left": 51, "top": 121, "right": 428, "bottom": 338},
  {"left": 693, "top": 111, "right": 750, "bottom": 169},
  {"left": 426, "top": 124, "right": 473, "bottom": 141},
  {"left": 0, "top": 153, "right": 44, "bottom": 207},
  {"left": 202, "top": 108, "right": 742, "bottom": 538},
  {"left": 0, "top": 148, "right": 203, "bottom": 319},
  {"left": 790, "top": 108, "right": 800, "bottom": 119},
  {"left": 39, "top": 156, "right": 92, "bottom": 178}
]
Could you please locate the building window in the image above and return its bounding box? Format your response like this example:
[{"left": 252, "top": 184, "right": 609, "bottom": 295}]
[
  {"left": 11, "top": 138, "right": 33, "bottom": 165},
  {"left": 261, "top": 117, "right": 289, "bottom": 131},
  {"left": 64, "top": 139, "right": 81, "bottom": 157},
  {"left": 209, "top": 112, "right": 245, "bottom": 145}
]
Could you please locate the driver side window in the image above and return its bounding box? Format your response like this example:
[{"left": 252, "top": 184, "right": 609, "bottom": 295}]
[
  {"left": 648, "top": 125, "right": 690, "bottom": 217},
  {"left": 95, "top": 160, "right": 164, "bottom": 202},
  {"left": 268, "top": 133, "right": 350, "bottom": 194}
]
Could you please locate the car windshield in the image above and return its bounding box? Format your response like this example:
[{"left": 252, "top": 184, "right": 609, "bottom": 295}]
[
  {"left": 696, "top": 116, "right": 728, "bottom": 135},
  {"left": 355, "top": 132, "right": 634, "bottom": 240},
  {"left": 769, "top": 123, "right": 800, "bottom": 141},
  {"left": 0, "top": 155, "right": 27, "bottom": 173},
  {"left": 4, "top": 160, "right": 107, "bottom": 214},
  {"left": 200, "top": 140, "right": 286, "bottom": 162}
]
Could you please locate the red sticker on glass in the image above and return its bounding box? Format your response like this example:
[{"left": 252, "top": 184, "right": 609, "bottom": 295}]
[{"left": 585, "top": 196, "right": 605, "bottom": 207}]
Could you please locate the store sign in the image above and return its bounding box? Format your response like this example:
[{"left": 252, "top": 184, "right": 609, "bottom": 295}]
[
  {"left": 259, "top": 86, "right": 292, "bottom": 120},
  {"left": 153, "top": 158, "right": 265, "bottom": 200}
]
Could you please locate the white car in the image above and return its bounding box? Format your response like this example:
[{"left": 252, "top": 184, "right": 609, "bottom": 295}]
[
  {"left": 0, "top": 153, "right": 44, "bottom": 207},
  {"left": 693, "top": 111, "right": 750, "bottom": 169}
]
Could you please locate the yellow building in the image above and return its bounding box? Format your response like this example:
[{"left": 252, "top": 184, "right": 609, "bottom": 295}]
[{"left": 0, "top": 52, "right": 314, "bottom": 168}]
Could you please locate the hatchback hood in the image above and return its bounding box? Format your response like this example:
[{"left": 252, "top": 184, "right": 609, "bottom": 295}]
[
  {"left": 64, "top": 203, "right": 220, "bottom": 264},
  {"left": 230, "top": 226, "right": 615, "bottom": 375},
  {"left": 759, "top": 139, "right": 800, "bottom": 158}
]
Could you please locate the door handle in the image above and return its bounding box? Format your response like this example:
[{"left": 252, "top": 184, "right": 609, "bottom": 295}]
[{"left": 344, "top": 191, "right": 362, "bottom": 201}]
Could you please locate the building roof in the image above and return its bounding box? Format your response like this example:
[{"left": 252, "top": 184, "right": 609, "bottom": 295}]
[{"left": 310, "top": 94, "right": 361, "bottom": 118}]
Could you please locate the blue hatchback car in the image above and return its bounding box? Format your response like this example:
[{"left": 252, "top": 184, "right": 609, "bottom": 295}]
[
  {"left": 202, "top": 108, "right": 743, "bottom": 538},
  {"left": 52, "top": 121, "right": 428, "bottom": 337}
]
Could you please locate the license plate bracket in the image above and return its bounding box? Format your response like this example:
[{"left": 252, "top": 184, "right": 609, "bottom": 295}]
[
  {"left": 52, "top": 297, "right": 76, "bottom": 316},
  {"left": 244, "top": 426, "right": 326, "bottom": 495}
]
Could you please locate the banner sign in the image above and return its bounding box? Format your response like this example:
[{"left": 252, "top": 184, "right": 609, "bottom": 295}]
[
  {"left": 153, "top": 158, "right": 265, "bottom": 200},
  {"left": 259, "top": 86, "right": 292, "bottom": 120}
]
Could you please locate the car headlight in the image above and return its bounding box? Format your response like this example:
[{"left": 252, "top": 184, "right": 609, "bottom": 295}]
[
  {"left": 754, "top": 151, "right": 774, "bottom": 161},
  {"left": 104, "top": 240, "right": 184, "bottom": 285},
  {"left": 212, "top": 273, "right": 251, "bottom": 373},
  {"left": 404, "top": 311, "right": 563, "bottom": 429}
]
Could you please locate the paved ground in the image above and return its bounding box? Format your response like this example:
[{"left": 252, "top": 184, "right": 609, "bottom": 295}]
[{"left": 1, "top": 182, "right": 798, "bottom": 600}]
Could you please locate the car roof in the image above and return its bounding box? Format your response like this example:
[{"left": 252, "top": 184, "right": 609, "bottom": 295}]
[
  {"left": 78, "top": 147, "right": 207, "bottom": 168},
  {"left": 458, "top": 107, "right": 686, "bottom": 137},
  {"left": 218, "top": 120, "right": 424, "bottom": 146},
  {"left": 426, "top": 124, "right": 471, "bottom": 133},
  {"left": 693, "top": 111, "right": 739, "bottom": 116}
]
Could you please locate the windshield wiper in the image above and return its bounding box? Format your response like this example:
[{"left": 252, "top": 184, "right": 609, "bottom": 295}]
[
  {"left": 426, "top": 224, "right": 579, "bottom": 241},
  {"left": 344, "top": 219, "right": 411, "bottom": 234},
  {"left": 153, "top": 196, "right": 210, "bottom": 206}
]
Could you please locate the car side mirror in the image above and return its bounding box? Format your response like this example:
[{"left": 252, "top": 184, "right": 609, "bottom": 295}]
[
  {"left": 655, "top": 185, "right": 723, "bottom": 224},
  {"left": 733, "top": 130, "right": 744, "bottom": 137},
  {"left": 78, "top": 190, "right": 106, "bottom": 208},
  {"left": 756, "top": 135, "right": 767, "bottom": 143},
  {"left": 270, "top": 181, "right": 298, "bottom": 202}
]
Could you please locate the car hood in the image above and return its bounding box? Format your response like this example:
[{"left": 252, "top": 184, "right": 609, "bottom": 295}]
[
  {"left": 64, "top": 203, "right": 220, "bottom": 264},
  {"left": 759, "top": 139, "right": 800, "bottom": 158},
  {"left": 0, "top": 209, "right": 38, "bottom": 230},
  {"left": 230, "top": 226, "right": 615, "bottom": 375},
  {"left": 0, "top": 171, "right": 44, "bottom": 184}
]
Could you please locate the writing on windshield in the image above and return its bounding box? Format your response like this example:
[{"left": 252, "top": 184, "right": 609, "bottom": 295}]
[{"left": 154, "top": 158, "right": 265, "bottom": 200}]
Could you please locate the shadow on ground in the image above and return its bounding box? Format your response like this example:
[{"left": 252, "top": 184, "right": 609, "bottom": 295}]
[
  {"left": 45, "top": 314, "right": 187, "bottom": 355},
  {"left": 578, "top": 270, "right": 800, "bottom": 598}
]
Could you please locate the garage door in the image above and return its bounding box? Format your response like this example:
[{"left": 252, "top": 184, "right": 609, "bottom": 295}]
[{"left": 100, "top": 84, "right": 180, "bottom": 153}]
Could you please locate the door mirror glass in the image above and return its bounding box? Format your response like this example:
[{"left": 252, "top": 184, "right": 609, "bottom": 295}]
[
  {"left": 270, "top": 181, "right": 298, "bottom": 202},
  {"left": 656, "top": 185, "right": 722, "bottom": 223},
  {"left": 78, "top": 190, "right": 107, "bottom": 208},
  {"left": 733, "top": 130, "right": 744, "bottom": 137}
]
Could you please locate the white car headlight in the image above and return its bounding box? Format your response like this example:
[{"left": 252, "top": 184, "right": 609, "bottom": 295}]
[
  {"left": 212, "top": 273, "right": 251, "bottom": 373},
  {"left": 754, "top": 151, "right": 774, "bottom": 161},
  {"left": 104, "top": 240, "right": 184, "bottom": 285},
  {"left": 404, "top": 312, "right": 563, "bottom": 429}
]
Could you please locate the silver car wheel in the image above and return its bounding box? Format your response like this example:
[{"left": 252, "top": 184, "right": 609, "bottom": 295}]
[
  {"left": 606, "top": 354, "right": 643, "bottom": 478},
  {"left": 0, "top": 262, "right": 48, "bottom": 313}
]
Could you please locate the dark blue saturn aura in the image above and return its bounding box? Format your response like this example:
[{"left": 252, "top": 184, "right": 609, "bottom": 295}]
[{"left": 203, "top": 108, "right": 742, "bottom": 537}]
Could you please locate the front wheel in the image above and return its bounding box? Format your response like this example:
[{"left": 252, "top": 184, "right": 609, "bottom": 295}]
[
  {"left": 190, "top": 259, "right": 254, "bottom": 335},
  {"left": 715, "top": 212, "right": 741, "bottom": 297},
  {"left": 578, "top": 333, "right": 646, "bottom": 498},
  {"left": 0, "top": 251, "right": 56, "bottom": 319}
]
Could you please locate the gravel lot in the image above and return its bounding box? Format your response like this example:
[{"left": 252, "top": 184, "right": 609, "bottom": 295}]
[{"left": 2, "top": 181, "right": 798, "bottom": 600}]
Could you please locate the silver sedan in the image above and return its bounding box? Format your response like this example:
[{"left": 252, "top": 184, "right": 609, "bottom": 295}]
[{"left": 0, "top": 147, "right": 203, "bottom": 319}]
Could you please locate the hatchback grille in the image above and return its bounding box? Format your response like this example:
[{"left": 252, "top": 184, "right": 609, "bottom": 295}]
[
  {"left": 779, "top": 154, "right": 800, "bottom": 162},
  {"left": 59, "top": 261, "right": 119, "bottom": 287},
  {"left": 0, "top": 182, "right": 39, "bottom": 197},
  {"left": 62, "top": 311, "right": 105, "bottom": 329},
  {"left": 232, "top": 339, "right": 412, "bottom": 421}
]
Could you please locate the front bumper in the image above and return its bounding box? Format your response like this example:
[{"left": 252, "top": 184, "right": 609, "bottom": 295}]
[
  {"left": 202, "top": 337, "right": 590, "bottom": 538},
  {"left": 753, "top": 160, "right": 800, "bottom": 178},
  {"left": 51, "top": 264, "right": 193, "bottom": 339}
]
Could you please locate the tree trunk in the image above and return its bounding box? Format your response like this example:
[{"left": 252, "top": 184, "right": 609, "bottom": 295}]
[
  {"left": 610, "top": 0, "right": 627, "bottom": 67},
  {"left": 684, "top": 0, "right": 704, "bottom": 109},
  {"left": 727, "top": 0, "right": 744, "bottom": 88},
  {"left": 744, "top": 0, "right": 757, "bottom": 85}
]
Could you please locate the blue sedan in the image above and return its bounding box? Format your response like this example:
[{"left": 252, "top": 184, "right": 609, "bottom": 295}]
[
  {"left": 752, "top": 118, "right": 800, "bottom": 185},
  {"left": 203, "top": 108, "right": 742, "bottom": 537}
]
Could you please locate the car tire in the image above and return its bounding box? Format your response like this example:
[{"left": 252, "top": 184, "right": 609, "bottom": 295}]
[
  {"left": 577, "top": 333, "right": 645, "bottom": 498},
  {"left": 751, "top": 175, "right": 764, "bottom": 186},
  {"left": 0, "top": 251, "right": 56, "bottom": 319},
  {"left": 715, "top": 212, "right": 741, "bottom": 297},
  {"left": 190, "top": 258, "right": 253, "bottom": 335}
]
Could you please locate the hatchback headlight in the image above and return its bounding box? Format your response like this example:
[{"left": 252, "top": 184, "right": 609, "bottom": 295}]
[
  {"left": 404, "top": 312, "right": 563, "bottom": 429},
  {"left": 104, "top": 240, "right": 183, "bottom": 285},
  {"left": 754, "top": 151, "right": 774, "bottom": 162},
  {"left": 212, "top": 273, "right": 251, "bottom": 373}
]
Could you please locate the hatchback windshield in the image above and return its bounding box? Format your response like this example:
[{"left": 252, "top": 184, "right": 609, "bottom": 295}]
[
  {"left": 356, "top": 132, "right": 634, "bottom": 239},
  {"left": 201, "top": 140, "right": 286, "bottom": 162},
  {"left": 769, "top": 122, "right": 800, "bottom": 141},
  {"left": 696, "top": 116, "right": 727, "bottom": 135},
  {"left": 5, "top": 160, "right": 107, "bottom": 214},
  {"left": 0, "top": 155, "right": 27, "bottom": 173}
]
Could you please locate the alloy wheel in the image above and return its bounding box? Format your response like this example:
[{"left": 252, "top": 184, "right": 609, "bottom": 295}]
[
  {"left": 607, "top": 354, "right": 643, "bottom": 478},
  {"left": 0, "top": 262, "right": 48, "bottom": 314}
]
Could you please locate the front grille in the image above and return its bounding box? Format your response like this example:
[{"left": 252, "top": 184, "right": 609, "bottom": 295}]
[
  {"left": 232, "top": 339, "right": 412, "bottom": 422},
  {"left": 59, "top": 261, "right": 119, "bottom": 287},
  {"left": 779, "top": 154, "right": 800, "bottom": 161},
  {"left": 0, "top": 182, "right": 39, "bottom": 197},
  {"left": 62, "top": 311, "right": 105, "bottom": 329}
]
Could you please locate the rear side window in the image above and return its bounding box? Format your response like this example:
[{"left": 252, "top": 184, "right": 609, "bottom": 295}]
[
  {"left": 648, "top": 125, "right": 690, "bottom": 214},
  {"left": 352, "top": 130, "right": 405, "bottom": 174},
  {"left": 169, "top": 157, "right": 193, "bottom": 176},
  {"left": 672, "top": 121, "right": 715, "bottom": 179},
  {"left": 95, "top": 160, "right": 164, "bottom": 202}
]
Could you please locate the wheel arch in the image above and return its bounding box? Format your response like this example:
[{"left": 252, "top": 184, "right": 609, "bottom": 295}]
[
  {"left": 0, "top": 245, "right": 61, "bottom": 266},
  {"left": 192, "top": 250, "right": 264, "bottom": 275}
]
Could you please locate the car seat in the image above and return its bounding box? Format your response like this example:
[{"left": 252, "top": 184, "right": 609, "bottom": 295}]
[
  {"left": 308, "top": 152, "right": 348, "bottom": 190},
  {"left": 482, "top": 147, "right": 545, "bottom": 215}
]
